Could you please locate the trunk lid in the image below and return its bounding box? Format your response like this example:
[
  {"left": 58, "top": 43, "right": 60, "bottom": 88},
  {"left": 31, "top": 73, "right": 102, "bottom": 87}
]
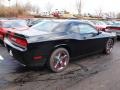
[{"left": 9, "top": 28, "right": 49, "bottom": 37}]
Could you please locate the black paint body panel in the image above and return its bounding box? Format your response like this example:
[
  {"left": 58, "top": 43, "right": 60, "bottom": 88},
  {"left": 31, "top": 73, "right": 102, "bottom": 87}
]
[{"left": 4, "top": 20, "right": 116, "bottom": 67}]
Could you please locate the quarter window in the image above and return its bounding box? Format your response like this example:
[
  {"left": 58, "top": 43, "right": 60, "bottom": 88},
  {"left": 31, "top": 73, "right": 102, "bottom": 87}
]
[
  {"left": 79, "top": 24, "right": 98, "bottom": 34},
  {"left": 69, "top": 25, "right": 79, "bottom": 33}
]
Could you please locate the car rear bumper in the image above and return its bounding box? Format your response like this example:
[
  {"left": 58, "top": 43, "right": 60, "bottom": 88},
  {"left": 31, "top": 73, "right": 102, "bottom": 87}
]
[{"left": 6, "top": 44, "right": 48, "bottom": 67}]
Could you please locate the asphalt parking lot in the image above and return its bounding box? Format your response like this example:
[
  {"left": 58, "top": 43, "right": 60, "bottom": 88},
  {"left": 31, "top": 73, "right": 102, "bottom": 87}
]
[{"left": 0, "top": 41, "right": 120, "bottom": 90}]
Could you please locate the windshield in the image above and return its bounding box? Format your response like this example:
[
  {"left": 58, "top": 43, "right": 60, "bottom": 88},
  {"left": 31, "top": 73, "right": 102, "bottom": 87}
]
[
  {"left": 90, "top": 21, "right": 97, "bottom": 25},
  {"left": 95, "top": 21, "right": 107, "bottom": 25},
  {"left": 111, "top": 21, "right": 120, "bottom": 26},
  {"left": 31, "top": 21, "right": 61, "bottom": 32},
  {"left": 2, "top": 20, "right": 27, "bottom": 28},
  {"left": 103, "top": 21, "right": 114, "bottom": 25}
]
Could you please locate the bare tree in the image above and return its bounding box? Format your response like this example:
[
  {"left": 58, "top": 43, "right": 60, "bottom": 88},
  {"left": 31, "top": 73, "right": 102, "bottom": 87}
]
[
  {"left": 117, "top": 13, "right": 120, "bottom": 19},
  {"left": 95, "top": 8, "right": 103, "bottom": 18},
  {"left": 76, "top": 0, "right": 82, "bottom": 16},
  {"left": 34, "top": 6, "right": 40, "bottom": 14},
  {"left": 45, "top": 2, "right": 53, "bottom": 15},
  {"left": 107, "top": 12, "right": 115, "bottom": 18},
  {"left": 23, "top": 1, "right": 40, "bottom": 15},
  {"left": 31, "top": 5, "right": 40, "bottom": 14},
  {"left": 24, "top": 2, "right": 32, "bottom": 12}
]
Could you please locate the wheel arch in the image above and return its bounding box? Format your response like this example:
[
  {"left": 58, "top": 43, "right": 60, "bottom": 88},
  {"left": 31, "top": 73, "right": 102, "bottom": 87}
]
[
  {"left": 51, "top": 44, "right": 71, "bottom": 57},
  {"left": 109, "top": 37, "right": 116, "bottom": 44}
]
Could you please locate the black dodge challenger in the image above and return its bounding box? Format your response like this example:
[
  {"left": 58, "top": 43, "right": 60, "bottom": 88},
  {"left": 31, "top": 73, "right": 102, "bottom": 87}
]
[{"left": 4, "top": 19, "right": 116, "bottom": 72}]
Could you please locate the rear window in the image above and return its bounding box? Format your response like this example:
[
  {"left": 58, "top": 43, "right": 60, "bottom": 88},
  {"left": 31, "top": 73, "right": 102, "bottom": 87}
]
[
  {"left": 31, "top": 20, "right": 65, "bottom": 32},
  {"left": 11, "top": 20, "right": 27, "bottom": 27},
  {"left": 2, "top": 22, "right": 12, "bottom": 28},
  {"left": 2, "top": 20, "right": 27, "bottom": 28}
]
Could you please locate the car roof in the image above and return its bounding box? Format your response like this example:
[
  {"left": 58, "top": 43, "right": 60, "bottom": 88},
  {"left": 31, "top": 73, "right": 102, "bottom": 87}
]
[{"left": 41, "top": 19, "right": 88, "bottom": 24}]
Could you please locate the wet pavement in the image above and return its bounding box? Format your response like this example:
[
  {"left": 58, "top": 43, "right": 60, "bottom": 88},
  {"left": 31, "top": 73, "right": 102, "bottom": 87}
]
[{"left": 0, "top": 41, "right": 120, "bottom": 90}]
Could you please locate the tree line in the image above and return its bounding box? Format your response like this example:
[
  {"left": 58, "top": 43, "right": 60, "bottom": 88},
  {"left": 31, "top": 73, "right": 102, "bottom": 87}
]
[{"left": 0, "top": 1, "right": 40, "bottom": 17}]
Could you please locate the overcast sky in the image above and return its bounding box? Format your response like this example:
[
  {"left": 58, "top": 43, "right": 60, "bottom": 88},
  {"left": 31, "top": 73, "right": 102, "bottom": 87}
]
[{"left": 4, "top": 0, "right": 120, "bottom": 14}]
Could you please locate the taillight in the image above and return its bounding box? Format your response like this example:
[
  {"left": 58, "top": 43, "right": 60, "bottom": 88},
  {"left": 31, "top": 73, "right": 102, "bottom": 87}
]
[
  {"left": 0, "top": 31, "right": 4, "bottom": 39},
  {"left": 9, "top": 35, "right": 27, "bottom": 47},
  {"left": 0, "top": 33, "right": 4, "bottom": 39}
]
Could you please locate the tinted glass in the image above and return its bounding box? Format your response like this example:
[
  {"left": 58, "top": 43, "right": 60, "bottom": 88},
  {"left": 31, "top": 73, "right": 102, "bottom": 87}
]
[
  {"left": 11, "top": 20, "right": 27, "bottom": 27},
  {"left": 112, "top": 21, "right": 120, "bottom": 26},
  {"left": 31, "top": 21, "right": 61, "bottom": 32},
  {"left": 69, "top": 25, "right": 79, "bottom": 33},
  {"left": 104, "top": 21, "right": 114, "bottom": 25},
  {"left": 95, "top": 21, "right": 106, "bottom": 25},
  {"left": 2, "top": 20, "right": 27, "bottom": 28},
  {"left": 79, "top": 24, "right": 98, "bottom": 34},
  {"left": 53, "top": 24, "right": 66, "bottom": 32},
  {"left": 2, "top": 22, "right": 12, "bottom": 28}
]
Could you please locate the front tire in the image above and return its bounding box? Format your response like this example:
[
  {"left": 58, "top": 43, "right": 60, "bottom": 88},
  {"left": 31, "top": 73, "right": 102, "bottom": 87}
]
[
  {"left": 48, "top": 48, "right": 70, "bottom": 73},
  {"left": 104, "top": 39, "right": 114, "bottom": 54}
]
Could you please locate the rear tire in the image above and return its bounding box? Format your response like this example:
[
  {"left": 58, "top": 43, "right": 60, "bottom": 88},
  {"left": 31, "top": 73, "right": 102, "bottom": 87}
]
[
  {"left": 103, "top": 39, "right": 114, "bottom": 54},
  {"left": 48, "top": 48, "right": 70, "bottom": 73}
]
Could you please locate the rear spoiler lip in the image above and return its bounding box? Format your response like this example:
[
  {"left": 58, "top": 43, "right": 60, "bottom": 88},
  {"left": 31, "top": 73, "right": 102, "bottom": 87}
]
[
  {"left": 7, "top": 31, "right": 29, "bottom": 39},
  {"left": 4, "top": 31, "right": 28, "bottom": 52}
]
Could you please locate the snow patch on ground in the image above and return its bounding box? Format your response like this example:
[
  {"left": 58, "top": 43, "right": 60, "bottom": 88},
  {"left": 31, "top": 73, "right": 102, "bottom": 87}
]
[{"left": 0, "top": 55, "right": 4, "bottom": 61}]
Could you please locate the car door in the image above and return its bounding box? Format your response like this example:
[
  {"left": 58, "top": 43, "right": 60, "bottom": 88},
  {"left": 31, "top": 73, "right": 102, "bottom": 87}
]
[
  {"left": 78, "top": 23, "right": 105, "bottom": 54},
  {"left": 67, "top": 23, "right": 92, "bottom": 57},
  {"left": 68, "top": 23, "right": 105, "bottom": 57}
]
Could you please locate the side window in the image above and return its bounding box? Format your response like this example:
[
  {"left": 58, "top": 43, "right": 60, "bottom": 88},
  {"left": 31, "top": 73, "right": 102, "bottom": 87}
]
[
  {"left": 79, "top": 24, "right": 98, "bottom": 34},
  {"left": 53, "top": 24, "right": 66, "bottom": 32},
  {"left": 69, "top": 25, "right": 79, "bottom": 33}
]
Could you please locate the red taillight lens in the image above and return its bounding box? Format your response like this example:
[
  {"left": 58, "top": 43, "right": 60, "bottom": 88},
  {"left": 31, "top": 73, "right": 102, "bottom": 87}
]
[
  {"left": 9, "top": 35, "right": 27, "bottom": 47},
  {"left": 0, "top": 33, "right": 4, "bottom": 39},
  {"left": 0, "top": 31, "right": 4, "bottom": 40},
  {"left": 16, "top": 38, "right": 27, "bottom": 47}
]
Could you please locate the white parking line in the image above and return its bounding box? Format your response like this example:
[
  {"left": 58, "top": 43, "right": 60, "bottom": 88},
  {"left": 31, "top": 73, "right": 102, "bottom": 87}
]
[{"left": 0, "top": 55, "right": 4, "bottom": 61}]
